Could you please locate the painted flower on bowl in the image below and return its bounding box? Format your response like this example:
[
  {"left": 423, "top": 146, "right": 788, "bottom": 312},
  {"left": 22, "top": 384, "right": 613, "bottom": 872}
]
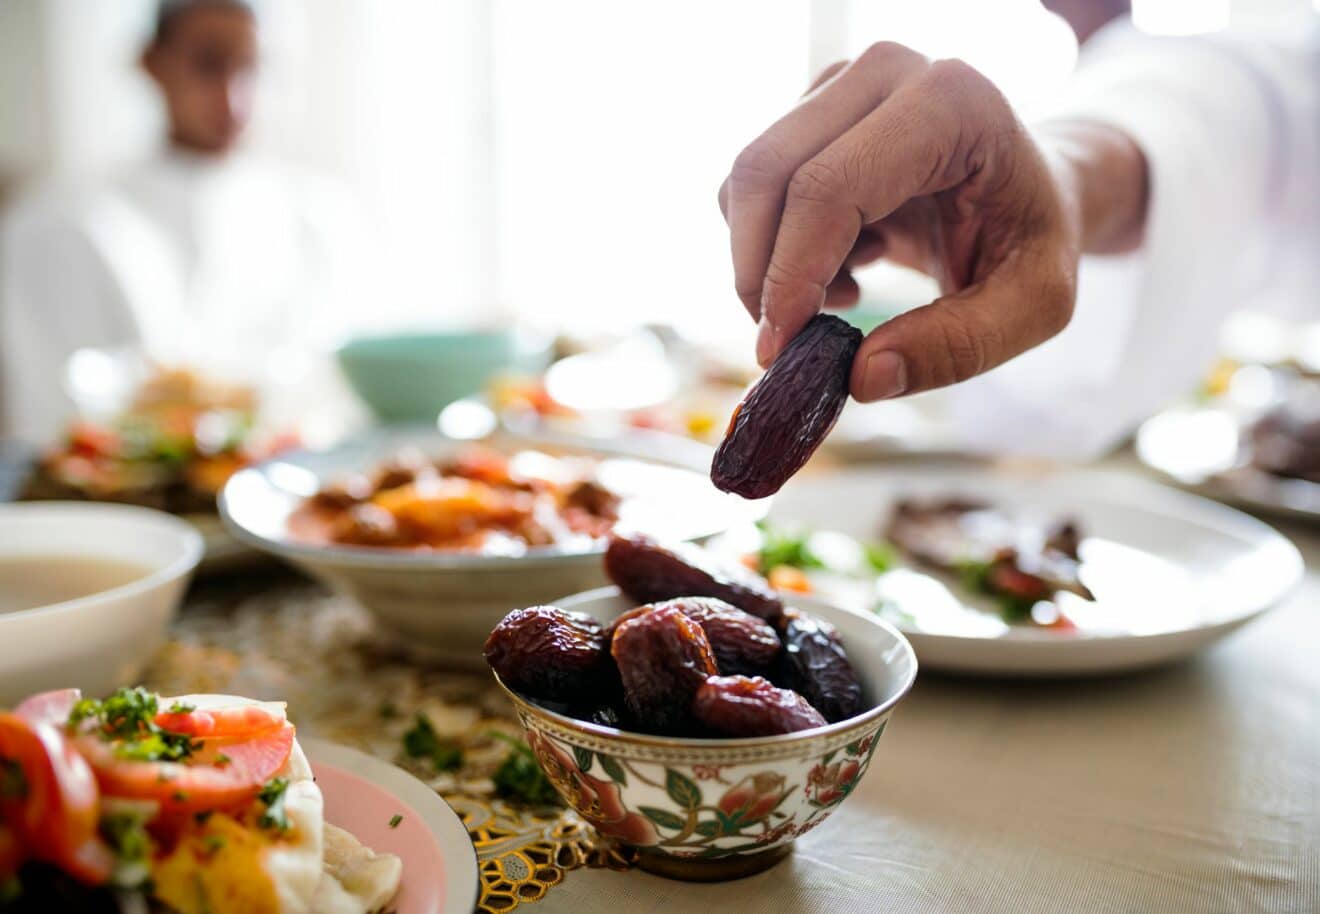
[
  {"left": 526, "top": 729, "right": 659, "bottom": 846},
  {"left": 806, "top": 758, "right": 862, "bottom": 807},
  {"left": 717, "top": 773, "right": 786, "bottom": 826}
]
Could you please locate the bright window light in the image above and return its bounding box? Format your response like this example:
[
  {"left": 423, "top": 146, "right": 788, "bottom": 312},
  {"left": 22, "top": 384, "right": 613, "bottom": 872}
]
[{"left": 1132, "top": 0, "right": 1230, "bottom": 36}]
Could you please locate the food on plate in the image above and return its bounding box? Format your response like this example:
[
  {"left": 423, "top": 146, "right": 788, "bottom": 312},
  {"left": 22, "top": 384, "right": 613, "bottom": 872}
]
[
  {"left": 883, "top": 497, "right": 1094, "bottom": 620},
  {"left": 1248, "top": 384, "right": 1320, "bottom": 483},
  {"left": 0, "top": 687, "right": 400, "bottom": 914},
  {"left": 22, "top": 368, "right": 294, "bottom": 514},
  {"left": 604, "top": 532, "right": 784, "bottom": 622},
  {"left": 711, "top": 314, "right": 862, "bottom": 499},
  {"left": 487, "top": 537, "right": 864, "bottom": 738},
  {"left": 290, "top": 447, "right": 621, "bottom": 552}
]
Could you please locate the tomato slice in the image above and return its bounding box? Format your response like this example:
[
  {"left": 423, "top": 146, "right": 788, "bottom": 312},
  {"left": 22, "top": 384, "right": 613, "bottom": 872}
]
[
  {"left": 81, "top": 722, "right": 295, "bottom": 815},
  {"left": 153, "top": 696, "right": 286, "bottom": 739},
  {"left": 14, "top": 689, "right": 81, "bottom": 728},
  {"left": 0, "top": 713, "right": 113, "bottom": 885}
]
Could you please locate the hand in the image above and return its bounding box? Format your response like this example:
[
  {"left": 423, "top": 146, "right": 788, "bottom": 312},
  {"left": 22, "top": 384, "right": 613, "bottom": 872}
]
[{"left": 719, "top": 44, "right": 1100, "bottom": 401}]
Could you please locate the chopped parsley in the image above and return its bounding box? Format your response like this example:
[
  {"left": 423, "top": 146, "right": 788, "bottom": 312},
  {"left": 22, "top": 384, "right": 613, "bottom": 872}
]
[
  {"left": 165, "top": 701, "right": 197, "bottom": 714},
  {"left": 69, "top": 687, "right": 199, "bottom": 763},
  {"left": 402, "top": 715, "right": 462, "bottom": 772},
  {"left": 955, "top": 559, "right": 1037, "bottom": 621},
  {"left": 488, "top": 732, "right": 561, "bottom": 807},
  {"left": 388, "top": 814, "right": 403, "bottom": 829},
  {"left": 201, "top": 834, "right": 227, "bottom": 855},
  {"left": 100, "top": 807, "right": 153, "bottom": 888},
  {"left": 214, "top": 753, "right": 231, "bottom": 768},
  {"left": 753, "top": 522, "right": 825, "bottom": 575},
  {"left": 257, "top": 776, "right": 291, "bottom": 831},
  {"left": 0, "top": 757, "right": 28, "bottom": 799}
]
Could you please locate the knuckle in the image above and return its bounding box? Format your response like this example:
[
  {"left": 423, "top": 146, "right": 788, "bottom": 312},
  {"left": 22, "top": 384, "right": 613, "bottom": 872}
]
[
  {"left": 786, "top": 158, "right": 847, "bottom": 208},
  {"left": 857, "top": 41, "right": 925, "bottom": 70},
  {"left": 731, "top": 141, "right": 792, "bottom": 193}
]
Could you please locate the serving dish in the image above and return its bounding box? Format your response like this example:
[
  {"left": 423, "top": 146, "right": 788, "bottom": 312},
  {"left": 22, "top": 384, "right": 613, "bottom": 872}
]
[
  {"left": 0, "top": 502, "right": 203, "bottom": 703},
  {"left": 492, "top": 587, "right": 916, "bottom": 881},
  {"left": 755, "top": 465, "right": 1304, "bottom": 676},
  {"left": 305, "top": 739, "right": 480, "bottom": 914},
  {"left": 221, "top": 427, "right": 762, "bottom": 664}
]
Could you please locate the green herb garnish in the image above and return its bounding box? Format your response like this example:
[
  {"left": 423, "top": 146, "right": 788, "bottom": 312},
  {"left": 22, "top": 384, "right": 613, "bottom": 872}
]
[
  {"left": 69, "top": 687, "right": 199, "bottom": 763},
  {"left": 0, "top": 757, "right": 28, "bottom": 800},
  {"left": 388, "top": 814, "right": 403, "bottom": 829},
  {"left": 100, "top": 807, "right": 153, "bottom": 888},
  {"left": 488, "top": 732, "right": 561, "bottom": 807},
  {"left": 754, "top": 521, "right": 825, "bottom": 575},
  {"left": 257, "top": 777, "right": 291, "bottom": 831},
  {"left": 402, "top": 715, "right": 463, "bottom": 771},
  {"left": 201, "top": 834, "right": 227, "bottom": 855},
  {"left": 863, "top": 540, "right": 897, "bottom": 573},
  {"left": 214, "top": 754, "right": 231, "bottom": 768},
  {"left": 955, "top": 559, "right": 1037, "bottom": 622},
  {"left": 165, "top": 701, "right": 197, "bottom": 714}
]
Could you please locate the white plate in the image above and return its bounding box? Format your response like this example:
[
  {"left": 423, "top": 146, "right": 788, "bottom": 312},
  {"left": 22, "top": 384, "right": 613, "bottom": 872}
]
[
  {"left": 761, "top": 466, "right": 1304, "bottom": 676},
  {"left": 304, "top": 739, "right": 479, "bottom": 914},
  {"left": 1136, "top": 405, "right": 1320, "bottom": 523}
]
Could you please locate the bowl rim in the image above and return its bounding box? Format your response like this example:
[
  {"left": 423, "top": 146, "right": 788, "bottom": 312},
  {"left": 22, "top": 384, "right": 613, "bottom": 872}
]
[
  {"left": 489, "top": 586, "right": 918, "bottom": 750},
  {"left": 0, "top": 501, "right": 204, "bottom": 621},
  {"left": 218, "top": 428, "right": 763, "bottom": 572}
]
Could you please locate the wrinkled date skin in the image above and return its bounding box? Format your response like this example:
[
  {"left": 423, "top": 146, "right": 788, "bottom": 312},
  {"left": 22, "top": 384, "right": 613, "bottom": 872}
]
[
  {"left": 712, "top": 314, "right": 862, "bottom": 499},
  {"left": 484, "top": 606, "right": 610, "bottom": 701},
  {"left": 604, "top": 532, "right": 784, "bottom": 622},
  {"left": 641, "top": 597, "right": 781, "bottom": 677},
  {"left": 693, "top": 675, "right": 827, "bottom": 736},
  {"left": 612, "top": 605, "right": 718, "bottom": 734},
  {"left": 777, "top": 610, "right": 864, "bottom": 723}
]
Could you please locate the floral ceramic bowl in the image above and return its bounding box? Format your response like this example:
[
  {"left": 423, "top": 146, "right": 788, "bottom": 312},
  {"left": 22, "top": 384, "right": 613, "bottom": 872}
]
[{"left": 491, "top": 587, "right": 917, "bottom": 882}]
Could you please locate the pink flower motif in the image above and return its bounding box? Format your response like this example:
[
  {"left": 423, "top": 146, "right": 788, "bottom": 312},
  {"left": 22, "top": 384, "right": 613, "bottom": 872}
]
[
  {"left": 525, "top": 730, "right": 659, "bottom": 846},
  {"left": 855, "top": 735, "right": 874, "bottom": 757},
  {"left": 717, "top": 772, "right": 786, "bottom": 825},
  {"left": 692, "top": 764, "right": 724, "bottom": 781},
  {"left": 805, "top": 758, "right": 862, "bottom": 806},
  {"left": 754, "top": 817, "right": 798, "bottom": 847}
]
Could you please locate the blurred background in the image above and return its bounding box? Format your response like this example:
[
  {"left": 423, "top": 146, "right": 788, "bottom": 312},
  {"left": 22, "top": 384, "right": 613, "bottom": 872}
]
[{"left": 0, "top": 0, "right": 1315, "bottom": 476}]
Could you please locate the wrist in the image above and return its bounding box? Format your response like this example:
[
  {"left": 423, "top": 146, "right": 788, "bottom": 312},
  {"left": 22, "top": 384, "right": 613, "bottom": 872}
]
[{"left": 1036, "top": 119, "right": 1149, "bottom": 255}]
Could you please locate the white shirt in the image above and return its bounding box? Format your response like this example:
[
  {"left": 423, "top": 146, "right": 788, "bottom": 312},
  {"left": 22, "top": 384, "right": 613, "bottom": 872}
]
[
  {"left": 948, "top": 16, "right": 1320, "bottom": 459},
  {"left": 0, "top": 149, "right": 362, "bottom": 442}
]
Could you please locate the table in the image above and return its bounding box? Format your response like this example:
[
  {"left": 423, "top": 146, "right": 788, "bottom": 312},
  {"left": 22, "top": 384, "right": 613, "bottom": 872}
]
[{"left": 148, "top": 508, "right": 1318, "bottom": 914}]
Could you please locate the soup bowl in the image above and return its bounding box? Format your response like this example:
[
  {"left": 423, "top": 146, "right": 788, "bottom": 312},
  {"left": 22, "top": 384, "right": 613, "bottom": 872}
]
[
  {"left": 0, "top": 502, "right": 203, "bottom": 704},
  {"left": 490, "top": 587, "right": 917, "bottom": 881}
]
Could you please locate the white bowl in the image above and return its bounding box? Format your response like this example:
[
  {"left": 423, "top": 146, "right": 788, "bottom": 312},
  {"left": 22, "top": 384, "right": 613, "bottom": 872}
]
[
  {"left": 220, "top": 428, "right": 762, "bottom": 666},
  {"left": 0, "top": 502, "right": 203, "bottom": 704},
  {"left": 492, "top": 587, "right": 917, "bottom": 881}
]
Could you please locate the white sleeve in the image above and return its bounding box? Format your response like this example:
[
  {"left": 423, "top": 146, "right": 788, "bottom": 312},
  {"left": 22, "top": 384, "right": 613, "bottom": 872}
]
[
  {"left": 0, "top": 193, "right": 143, "bottom": 443},
  {"left": 944, "top": 21, "right": 1320, "bottom": 460}
]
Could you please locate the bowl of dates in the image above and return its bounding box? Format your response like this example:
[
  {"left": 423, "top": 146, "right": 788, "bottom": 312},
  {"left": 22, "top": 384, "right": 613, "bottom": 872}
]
[{"left": 483, "top": 535, "right": 916, "bottom": 881}]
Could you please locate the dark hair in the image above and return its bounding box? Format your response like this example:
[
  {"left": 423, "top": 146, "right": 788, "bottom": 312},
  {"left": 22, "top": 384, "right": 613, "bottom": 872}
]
[{"left": 150, "top": 0, "right": 255, "bottom": 47}]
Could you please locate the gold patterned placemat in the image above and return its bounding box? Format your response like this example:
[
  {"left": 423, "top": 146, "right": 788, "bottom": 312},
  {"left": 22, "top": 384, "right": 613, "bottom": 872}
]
[{"left": 142, "top": 576, "right": 635, "bottom": 913}]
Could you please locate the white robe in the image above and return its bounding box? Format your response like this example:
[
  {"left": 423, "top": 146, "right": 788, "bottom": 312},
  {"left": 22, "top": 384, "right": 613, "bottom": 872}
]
[
  {"left": 945, "top": 17, "right": 1320, "bottom": 459},
  {"left": 0, "top": 149, "right": 362, "bottom": 442}
]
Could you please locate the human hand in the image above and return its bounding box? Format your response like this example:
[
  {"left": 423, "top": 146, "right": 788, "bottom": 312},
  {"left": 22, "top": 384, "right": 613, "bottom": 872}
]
[{"left": 718, "top": 43, "right": 1091, "bottom": 401}]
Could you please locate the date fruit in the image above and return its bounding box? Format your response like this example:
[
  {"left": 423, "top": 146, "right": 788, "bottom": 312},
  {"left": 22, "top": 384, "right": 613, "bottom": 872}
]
[
  {"left": 604, "top": 532, "right": 783, "bottom": 622},
  {"left": 611, "top": 604, "right": 717, "bottom": 734},
  {"left": 651, "top": 597, "right": 781, "bottom": 677},
  {"left": 484, "top": 606, "right": 609, "bottom": 700},
  {"left": 692, "top": 675, "right": 827, "bottom": 736},
  {"left": 778, "top": 611, "right": 863, "bottom": 723},
  {"left": 711, "top": 313, "right": 861, "bottom": 499}
]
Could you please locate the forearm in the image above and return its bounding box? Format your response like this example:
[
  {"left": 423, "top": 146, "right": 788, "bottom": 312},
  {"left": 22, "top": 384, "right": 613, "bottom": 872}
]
[{"left": 1037, "top": 120, "right": 1149, "bottom": 255}]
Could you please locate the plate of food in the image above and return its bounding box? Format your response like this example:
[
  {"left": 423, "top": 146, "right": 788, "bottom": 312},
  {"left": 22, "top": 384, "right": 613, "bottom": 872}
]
[
  {"left": 17, "top": 364, "right": 299, "bottom": 572},
  {"left": 0, "top": 687, "right": 478, "bottom": 913},
  {"left": 483, "top": 533, "right": 916, "bottom": 881},
  {"left": 1136, "top": 370, "right": 1320, "bottom": 522},
  {"left": 718, "top": 465, "right": 1303, "bottom": 676},
  {"left": 221, "top": 427, "right": 763, "bottom": 664}
]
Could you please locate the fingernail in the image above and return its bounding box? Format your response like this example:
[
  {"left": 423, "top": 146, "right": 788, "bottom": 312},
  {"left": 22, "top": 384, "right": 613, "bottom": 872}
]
[
  {"left": 859, "top": 350, "right": 907, "bottom": 401},
  {"left": 756, "top": 318, "right": 776, "bottom": 367}
]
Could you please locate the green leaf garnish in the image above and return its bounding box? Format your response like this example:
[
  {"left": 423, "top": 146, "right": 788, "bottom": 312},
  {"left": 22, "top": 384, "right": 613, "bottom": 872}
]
[
  {"left": 100, "top": 807, "right": 153, "bottom": 888},
  {"left": 257, "top": 777, "right": 291, "bottom": 831},
  {"left": 402, "top": 715, "right": 462, "bottom": 771},
  {"left": 69, "top": 687, "right": 199, "bottom": 763},
  {"left": 753, "top": 522, "right": 825, "bottom": 575},
  {"left": 388, "top": 814, "right": 403, "bottom": 829},
  {"left": 488, "top": 732, "right": 561, "bottom": 807}
]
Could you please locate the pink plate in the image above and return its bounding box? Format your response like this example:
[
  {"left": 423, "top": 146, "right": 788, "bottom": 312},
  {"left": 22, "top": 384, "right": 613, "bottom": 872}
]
[{"left": 305, "top": 739, "right": 479, "bottom": 914}]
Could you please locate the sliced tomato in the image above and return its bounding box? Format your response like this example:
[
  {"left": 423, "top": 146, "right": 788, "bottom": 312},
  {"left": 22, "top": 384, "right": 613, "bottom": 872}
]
[
  {"left": 0, "top": 713, "right": 113, "bottom": 885},
  {"left": 153, "top": 696, "right": 286, "bottom": 739},
  {"left": 67, "top": 421, "right": 121, "bottom": 458},
  {"left": 14, "top": 689, "right": 81, "bottom": 728},
  {"left": 81, "top": 722, "right": 295, "bottom": 816}
]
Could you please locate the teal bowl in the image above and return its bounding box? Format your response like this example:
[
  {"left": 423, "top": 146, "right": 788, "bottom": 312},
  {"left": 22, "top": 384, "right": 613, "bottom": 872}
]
[{"left": 337, "top": 329, "right": 551, "bottom": 421}]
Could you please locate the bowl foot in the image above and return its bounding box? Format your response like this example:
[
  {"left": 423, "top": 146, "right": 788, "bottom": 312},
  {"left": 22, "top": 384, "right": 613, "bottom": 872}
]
[{"left": 635, "top": 843, "right": 793, "bottom": 882}]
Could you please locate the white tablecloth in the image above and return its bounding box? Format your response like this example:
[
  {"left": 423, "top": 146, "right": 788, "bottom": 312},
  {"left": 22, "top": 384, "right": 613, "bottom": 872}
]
[{"left": 545, "top": 520, "right": 1320, "bottom": 913}]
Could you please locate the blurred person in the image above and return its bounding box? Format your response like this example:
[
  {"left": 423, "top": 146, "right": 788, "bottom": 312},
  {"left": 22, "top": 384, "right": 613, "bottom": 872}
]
[
  {"left": 719, "top": 6, "right": 1318, "bottom": 458},
  {"left": 0, "top": 0, "right": 362, "bottom": 442}
]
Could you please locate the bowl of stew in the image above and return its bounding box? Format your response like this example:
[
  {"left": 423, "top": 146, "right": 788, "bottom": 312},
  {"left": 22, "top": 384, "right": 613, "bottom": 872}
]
[{"left": 219, "top": 427, "right": 763, "bottom": 665}]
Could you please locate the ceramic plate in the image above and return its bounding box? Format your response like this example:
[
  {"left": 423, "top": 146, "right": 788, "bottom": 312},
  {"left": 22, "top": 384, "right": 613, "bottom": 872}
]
[
  {"left": 1136, "top": 405, "right": 1320, "bottom": 523},
  {"left": 757, "top": 465, "right": 1304, "bottom": 676},
  {"left": 304, "top": 739, "right": 479, "bottom": 914}
]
